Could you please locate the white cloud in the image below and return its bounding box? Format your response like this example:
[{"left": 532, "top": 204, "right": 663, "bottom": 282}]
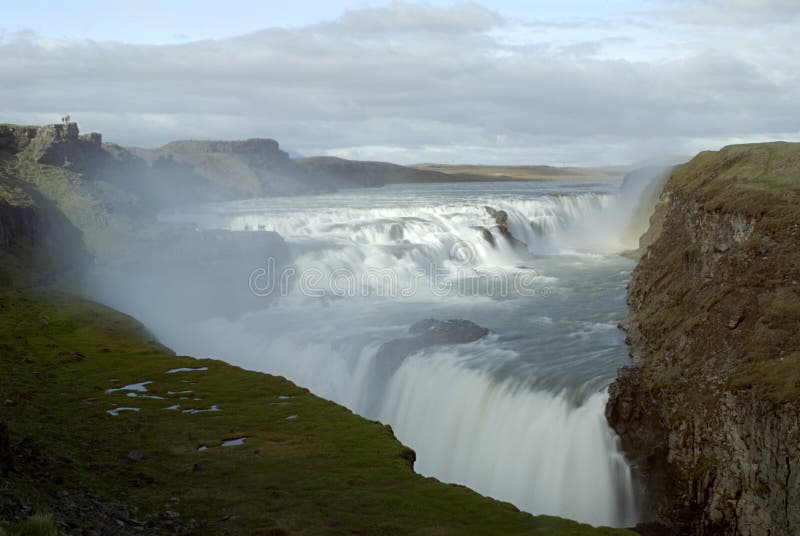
[
  {"left": 317, "top": 1, "right": 505, "bottom": 35},
  {"left": 657, "top": 0, "right": 800, "bottom": 27},
  {"left": 0, "top": 2, "right": 797, "bottom": 165}
]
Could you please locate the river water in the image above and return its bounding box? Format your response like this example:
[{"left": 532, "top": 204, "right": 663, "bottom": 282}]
[{"left": 157, "top": 179, "right": 648, "bottom": 527}]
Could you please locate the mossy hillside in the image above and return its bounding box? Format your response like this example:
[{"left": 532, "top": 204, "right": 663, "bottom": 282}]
[
  {"left": 627, "top": 142, "right": 800, "bottom": 405},
  {"left": 0, "top": 171, "right": 87, "bottom": 288},
  {"left": 0, "top": 290, "right": 633, "bottom": 535},
  {"left": 607, "top": 141, "right": 800, "bottom": 533},
  {"left": 6, "top": 153, "right": 153, "bottom": 259},
  {"left": 0, "top": 513, "right": 59, "bottom": 536},
  {"left": 663, "top": 142, "right": 800, "bottom": 215}
]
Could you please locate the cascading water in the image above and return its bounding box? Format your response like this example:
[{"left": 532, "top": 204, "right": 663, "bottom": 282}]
[{"left": 149, "top": 179, "right": 656, "bottom": 527}]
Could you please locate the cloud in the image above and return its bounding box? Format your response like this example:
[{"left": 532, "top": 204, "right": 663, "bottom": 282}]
[
  {"left": 317, "top": 1, "right": 505, "bottom": 35},
  {"left": 0, "top": 2, "right": 797, "bottom": 165},
  {"left": 654, "top": 0, "right": 800, "bottom": 27}
]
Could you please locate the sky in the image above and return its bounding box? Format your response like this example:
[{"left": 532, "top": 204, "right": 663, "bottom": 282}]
[{"left": 1, "top": 0, "right": 798, "bottom": 165}]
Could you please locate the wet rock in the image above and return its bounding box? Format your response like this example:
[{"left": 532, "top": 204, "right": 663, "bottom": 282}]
[
  {"left": 408, "top": 318, "right": 489, "bottom": 342},
  {"left": 376, "top": 318, "right": 490, "bottom": 363},
  {"left": 389, "top": 223, "right": 404, "bottom": 241},
  {"left": 473, "top": 226, "right": 495, "bottom": 247},
  {"left": 480, "top": 227, "right": 495, "bottom": 246},
  {"left": 370, "top": 319, "right": 489, "bottom": 397},
  {"left": 483, "top": 206, "right": 528, "bottom": 252}
]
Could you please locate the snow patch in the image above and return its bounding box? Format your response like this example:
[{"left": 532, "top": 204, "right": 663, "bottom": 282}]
[
  {"left": 106, "top": 407, "right": 140, "bottom": 416},
  {"left": 166, "top": 367, "right": 208, "bottom": 374},
  {"left": 183, "top": 405, "right": 220, "bottom": 414},
  {"left": 106, "top": 381, "right": 152, "bottom": 394}
]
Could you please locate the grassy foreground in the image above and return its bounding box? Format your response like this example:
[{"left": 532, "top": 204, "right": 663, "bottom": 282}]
[{"left": 0, "top": 289, "right": 633, "bottom": 535}]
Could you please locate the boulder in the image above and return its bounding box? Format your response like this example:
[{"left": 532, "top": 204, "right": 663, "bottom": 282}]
[
  {"left": 483, "top": 206, "right": 528, "bottom": 251},
  {"left": 364, "top": 319, "right": 490, "bottom": 413},
  {"left": 375, "top": 318, "right": 489, "bottom": 372},
  {"left": 389, "top": 223, "right": 404, "bottom": 241},
  {"left": 474, "top": 226, "right": 495, "bottom": 246}
]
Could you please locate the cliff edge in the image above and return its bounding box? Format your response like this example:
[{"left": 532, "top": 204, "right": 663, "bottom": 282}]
[{"left": 606, "top": 142, "right": 800, "bottom": 534}]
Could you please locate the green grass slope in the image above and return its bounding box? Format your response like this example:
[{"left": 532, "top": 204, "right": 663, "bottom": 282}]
[{"left": 0, "top": 290, "right": 634, "bottom": 535}]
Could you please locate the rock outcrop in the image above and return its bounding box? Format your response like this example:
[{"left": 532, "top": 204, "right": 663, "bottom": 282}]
[
  {"left": 0, "top": 123, "right": 103, "bottom": 172},
  {"left": 376, "top": 318, "right": 490, "bottom": 363},
  {"left": 0, "top": 172, "right": 85, "bottom": 285},
  {"left": 606, "top": 142, "right": 800, "bottom": 535},
  {"left": 133, "top": 138, "right": 331, "bottom": 198},
  {"left": 0, "top": 176, "right": 39, "bottom": 251},
  {"left": 483, "top": 206, "right": 528, "bottom": 251}
]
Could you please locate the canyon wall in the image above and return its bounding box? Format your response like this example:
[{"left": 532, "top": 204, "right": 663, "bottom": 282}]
[{"left": 607, "top": 142, "right": 800, "bottom": 534}]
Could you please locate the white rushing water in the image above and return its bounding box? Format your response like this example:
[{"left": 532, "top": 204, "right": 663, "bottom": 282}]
[{"left": 150, "top": 179, "right": 654, "bottom": 527}]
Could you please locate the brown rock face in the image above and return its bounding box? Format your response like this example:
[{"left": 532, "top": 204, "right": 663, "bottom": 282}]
[
  {"left": 0, "top": 176, "right": 39, "bottom": 250},
  {"left": 0, "top": 125, "right": 39, "bottom": 154},
  {"left": 0, "top": 123, "right": 103, "bottom": 172},
  {"left": 607, "top": 142, "right": 800, "bottom": 535}
]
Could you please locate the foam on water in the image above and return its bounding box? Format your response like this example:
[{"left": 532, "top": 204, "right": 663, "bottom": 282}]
[{"left": 148, "top": 179, "right": 664, "bottom": 526}]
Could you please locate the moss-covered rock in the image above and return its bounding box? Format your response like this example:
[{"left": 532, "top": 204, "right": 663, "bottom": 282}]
[
  {"left": 0, "top": 170, "right": 86, "bottom": 287},
  {"left": 607, "top": 142, "right": 800, "bottom": 534}
]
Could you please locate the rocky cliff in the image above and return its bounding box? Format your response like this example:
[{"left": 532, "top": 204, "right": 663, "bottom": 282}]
[
  {"left": 1, "top": 122, "right": 103, "bottom": 171},
  {"left": 606, "top": 142, "right": 800, "bottom": 534},
  {"left": 0, "top": 165, "right": 86, "bottom": 286},
  {"left": 132, "top": 138, "right": 332, "bottom": 198},
  {"left": 0, "top": 123, "right": 158, "bottom": 259},
  {"left": 2, "top": 124, "right": 331, "bottom": 221}
]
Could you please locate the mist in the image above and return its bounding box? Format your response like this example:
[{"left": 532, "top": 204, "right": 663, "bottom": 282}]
[{"left": 74, "top": 143, "right": 672, "bottom": 527}]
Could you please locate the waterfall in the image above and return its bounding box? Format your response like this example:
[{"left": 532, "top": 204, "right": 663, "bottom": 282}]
[
  {"left": 378, "top": 348, "right": 637, "bottom": 527},
  {"left": 164, "top": 313, "right": 638, "bottom": 527},
  {"left": 138, "top": 180, "right": 668, "bottom": 527}
]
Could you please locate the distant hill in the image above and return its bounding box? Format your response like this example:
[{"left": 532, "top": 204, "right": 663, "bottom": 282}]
[
  {"left": 295, "top": 157, "right": 629, "bottom": 188},
  {"left": 412, "top": 163, "right": 630, "bottom": 181},
  {"left": 294, "top": 156, "right": 487, "bottom": 188},
  {"left": 130, "top": 138, "right": 332, "bottom": 199}
]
